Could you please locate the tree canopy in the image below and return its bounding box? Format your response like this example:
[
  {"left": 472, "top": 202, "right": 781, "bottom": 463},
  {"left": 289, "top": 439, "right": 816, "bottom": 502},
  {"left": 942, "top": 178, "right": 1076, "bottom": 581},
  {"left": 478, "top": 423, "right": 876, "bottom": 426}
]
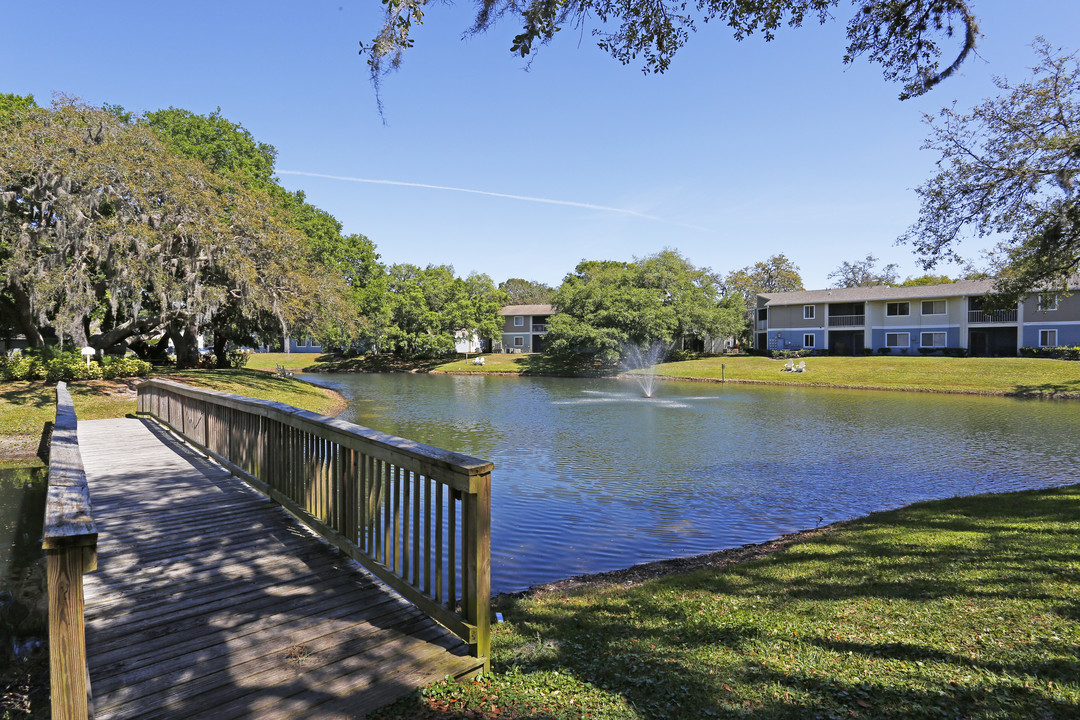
[
  {"left": 0, "top": 98, "right": 356, "bottom": 365},
  {"left": 902, "top": 39, "right": 1080, "bottom": 304},
  {"left": 724, "top": 254, "right": 805, "bottom": 309},
  {"left": 828, "top": 253, "right": 900, "bottom": 288},
  {"left": 365, "top": 0, "right": 978, "bottom": 100},
  {"left": 499, "top": 277, "right": 555, "bottom": 305},
  {"left": 545, "top": 250, "right": 743, "bottom": 364}
]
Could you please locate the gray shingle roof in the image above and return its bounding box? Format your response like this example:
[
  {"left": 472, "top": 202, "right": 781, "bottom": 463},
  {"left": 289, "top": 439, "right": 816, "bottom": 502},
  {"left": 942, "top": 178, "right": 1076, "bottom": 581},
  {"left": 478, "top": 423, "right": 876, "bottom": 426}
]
[
  {"left": 498, "top": 304, "right": 555, "bottom": 315},
  {"left": 758, "top": 279, "right": 998, "bottom": 306}
]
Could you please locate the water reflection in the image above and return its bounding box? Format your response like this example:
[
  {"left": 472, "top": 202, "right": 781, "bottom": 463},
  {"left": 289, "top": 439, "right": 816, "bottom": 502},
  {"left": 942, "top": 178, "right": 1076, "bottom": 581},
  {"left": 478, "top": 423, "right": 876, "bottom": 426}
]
[
  {"left": 0, "top": 466, "right": 48, "bottom": 664},
  {"left": 304, "top": 373, "right": 1080, "bottom": 592}
]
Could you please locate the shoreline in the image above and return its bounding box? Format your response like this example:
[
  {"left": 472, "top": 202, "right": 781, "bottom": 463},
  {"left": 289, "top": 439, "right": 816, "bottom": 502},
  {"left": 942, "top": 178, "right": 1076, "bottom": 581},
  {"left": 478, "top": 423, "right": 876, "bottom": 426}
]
[
  {"left": 424, "top": 368, "right": 1080, "bottom": 399},
  {"left": 499, "top": 523, "right": 840, "bottom": 600}
]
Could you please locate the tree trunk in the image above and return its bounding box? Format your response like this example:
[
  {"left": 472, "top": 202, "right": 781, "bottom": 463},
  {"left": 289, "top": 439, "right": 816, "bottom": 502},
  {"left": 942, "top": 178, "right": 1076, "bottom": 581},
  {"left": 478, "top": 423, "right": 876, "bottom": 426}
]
[
  {"left": 171, "top": 323, "right": 200, "bottom": 367},
  {"left": 5, "top": 286, "right": 44, "bottom": 348},
  {"left": 214, "top": 334, "right": 229, "bottom": 369}
]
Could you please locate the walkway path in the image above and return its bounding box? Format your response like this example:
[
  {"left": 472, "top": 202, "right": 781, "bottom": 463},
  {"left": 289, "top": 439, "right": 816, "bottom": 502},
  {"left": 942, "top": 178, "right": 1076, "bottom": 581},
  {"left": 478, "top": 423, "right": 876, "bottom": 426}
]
[{"left": 78, "top": 417, "right": 482, "bottom": 719}]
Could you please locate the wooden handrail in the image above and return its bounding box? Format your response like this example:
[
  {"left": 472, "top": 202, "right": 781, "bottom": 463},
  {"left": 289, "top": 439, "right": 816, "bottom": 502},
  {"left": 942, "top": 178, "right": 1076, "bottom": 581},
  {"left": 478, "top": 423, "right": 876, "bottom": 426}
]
[
  {"left": 43, "top": 382, "right": 97, "bottom": 720},
  {"left": 136, "top": 378, "right": 492, "bottom": 668}
]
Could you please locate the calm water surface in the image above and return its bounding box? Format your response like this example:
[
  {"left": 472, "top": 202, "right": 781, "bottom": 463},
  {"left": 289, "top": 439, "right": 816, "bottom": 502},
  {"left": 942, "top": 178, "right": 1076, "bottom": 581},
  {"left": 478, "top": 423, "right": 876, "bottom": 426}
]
[{"left": 303, "top": 373, "right": 1079, "bottom": 592}]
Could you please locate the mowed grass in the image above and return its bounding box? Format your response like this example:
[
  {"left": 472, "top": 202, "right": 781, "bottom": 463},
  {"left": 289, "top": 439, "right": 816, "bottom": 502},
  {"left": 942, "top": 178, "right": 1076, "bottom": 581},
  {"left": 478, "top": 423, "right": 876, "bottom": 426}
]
[
  {"left": 426, "top": 353, "right": 1080, "bottom": 397},
  {"left": 0, "top": 369, "right": 343, "bottom": 467},
  {"left": 375, "top": 485, "right": 1080, "bottom": 720},
  {"left": 652, "top": 355, "right": 1080, "bottom": 397}
]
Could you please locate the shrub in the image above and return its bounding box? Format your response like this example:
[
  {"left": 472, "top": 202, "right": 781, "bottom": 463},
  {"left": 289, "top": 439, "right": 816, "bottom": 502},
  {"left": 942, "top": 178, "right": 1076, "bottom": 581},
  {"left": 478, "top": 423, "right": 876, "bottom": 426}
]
[
  {"left": 102, "top": 356, "right": 152, "bottom": 379},
  {"left": 1019, "top": 345, "right": 1080, "bottom": 360},
  {"left": 877, "top": 347, "right": 891, "bottom": 355},
  {"left": 227, "top": 349, "right": 251, "bottom": 369},
  {"left": 0, "top": 352, "right": 43, "bottom": 381}
]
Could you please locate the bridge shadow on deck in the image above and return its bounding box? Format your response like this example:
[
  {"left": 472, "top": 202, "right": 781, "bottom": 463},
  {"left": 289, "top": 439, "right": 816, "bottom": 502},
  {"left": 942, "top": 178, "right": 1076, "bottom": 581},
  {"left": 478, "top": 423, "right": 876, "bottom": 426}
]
[{"left": 80, "top": 417, "right": 480, "bottom": 720}]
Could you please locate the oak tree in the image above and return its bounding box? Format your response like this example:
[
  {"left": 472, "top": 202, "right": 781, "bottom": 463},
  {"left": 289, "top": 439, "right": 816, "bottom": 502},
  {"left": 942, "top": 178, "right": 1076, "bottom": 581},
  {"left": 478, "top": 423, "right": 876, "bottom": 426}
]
[
  {"left": 902, "top": 39, "right": 1080, "bottom": 304},
  {"left": 365, "top": 0, "right": 978, "bottom": 101}
]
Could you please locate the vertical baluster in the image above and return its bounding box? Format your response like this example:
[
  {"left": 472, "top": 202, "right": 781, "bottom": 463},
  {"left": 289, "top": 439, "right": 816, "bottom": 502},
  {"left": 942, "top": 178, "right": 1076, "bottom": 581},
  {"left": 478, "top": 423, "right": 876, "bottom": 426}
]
[
  {"left": 382, "top": 462, "right": 392, "bottom": 566},
  {"left": 448, "top": 490, "right": 457, "bottom": 610},
  {"left": 435, "top": 482, "right": 443, "bottom": 604},
  {"left": 412, "top": 473, "right": 421, "bottom": 587},
  {"left": 392, "top": 467, "right": 402, "bottom": 574},
  {"left": 424, "top": 476, "right": 432, "bottom": 595},
  {"left": 345, "top": 448, "right": 358, "bottom": 544},
  {"left": 401, "top": 469, "right": 410, "bottom": 581},
  {"left": 359, "top": 453, "right": 369, "bottom": 553}
]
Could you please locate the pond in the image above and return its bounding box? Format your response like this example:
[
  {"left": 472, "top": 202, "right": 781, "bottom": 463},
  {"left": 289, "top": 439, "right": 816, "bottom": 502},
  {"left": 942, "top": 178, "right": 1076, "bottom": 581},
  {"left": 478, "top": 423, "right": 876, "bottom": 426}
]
[
  {"left": 303, "top": 373, "right": 1078, "bottom": 593},
  {"left": 0, "top": 466, "right": 48, "bottom": 664}
]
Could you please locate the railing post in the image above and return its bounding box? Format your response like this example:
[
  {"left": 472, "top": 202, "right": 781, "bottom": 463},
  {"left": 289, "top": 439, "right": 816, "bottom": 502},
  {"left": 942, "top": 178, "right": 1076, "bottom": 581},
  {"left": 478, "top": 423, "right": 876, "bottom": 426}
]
[
  {"left": 467, "top": 471, "right": 491, "bottom": 668},
  {"left": 44, "top": 382, "right": 97, "bottom": 720}
]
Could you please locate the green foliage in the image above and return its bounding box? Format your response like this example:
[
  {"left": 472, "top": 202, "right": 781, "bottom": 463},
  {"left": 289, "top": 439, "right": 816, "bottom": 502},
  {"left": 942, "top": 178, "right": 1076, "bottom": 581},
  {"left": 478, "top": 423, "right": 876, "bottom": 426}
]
[
  {"left": 828, "top": 253, "right": 899, "bottom": 287},
  {"left": 382, "top": 264, "right": 506, "bottom": 358},
  {"left": 499, "top": 277, "right": 555, "bottom": 305},
  {"left": 101, "top": 355, "right": 153, "bottom": 378},
  {"left": 904, "top": 39, "right": 1080, "bottom": 304},
  {"left": 364, "top": 1, "right": 978, "bottom": 102},
  {"left": 545, "top": 250, "right": 743, "bottom": 364},
  {"left": 900, "top": 273, "right": 954, "bottom": 286},
  {"left": 1020, "top": 345, "right": 1080, "bottom": 361},
  {"left": 377, "top": 485, "right": 1080, "bottom": 720},
  {"left": 145, "top": 107, "right": 277, "bottom": 188}
]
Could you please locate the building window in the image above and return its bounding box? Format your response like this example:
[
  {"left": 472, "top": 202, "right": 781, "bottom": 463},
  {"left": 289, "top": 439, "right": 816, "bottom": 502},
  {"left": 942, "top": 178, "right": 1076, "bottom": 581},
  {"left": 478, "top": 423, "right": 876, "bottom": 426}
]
[
  {"left": 757, "top": 308, "right": 768, "bottom": 321},
  {"left": 1040, "top": 329, "right": 1058, "bottom": 347},
  {"left": 886, "top": 302, "right": 910, "bottom": 317},
  {"left": 803, "top": 305, "right": 815, "bottom": 320},
  {"left": 1038, "top": 294, "right": 1059, "bottom": 311},
  {"left": 803, "top": 334, "right": 815, "bottom": 348},
  {"left": 921, "top": 332, "right": 947, "bottom": 348},
  {"left": 514, "top": 336, "right": 524, "bottom": 346},
  {"left": 514, "top": 316, "right": 524, "bottom": 326},
  {"left": 886, "top": 332, "right": 910, "bottom": 348},
  {"left": 921, "top": 300, "right": 946, "bottom": 315}
]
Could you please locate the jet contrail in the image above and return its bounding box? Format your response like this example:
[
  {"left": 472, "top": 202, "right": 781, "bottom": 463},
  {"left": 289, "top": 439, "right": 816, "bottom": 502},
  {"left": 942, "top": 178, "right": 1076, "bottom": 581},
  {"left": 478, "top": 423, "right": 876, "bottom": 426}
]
[{"left": 277, "top": 170, "right": 711, "bottom": 231}]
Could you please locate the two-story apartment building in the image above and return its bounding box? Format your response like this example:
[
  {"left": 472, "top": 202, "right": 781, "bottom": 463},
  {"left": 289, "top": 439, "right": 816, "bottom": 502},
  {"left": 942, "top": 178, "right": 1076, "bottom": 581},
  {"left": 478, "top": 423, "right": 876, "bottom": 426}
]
[
  {"left": 498, "top": 304, "right": 554, "bottom": 353},
  {"left": 755, "top": 279, "right": 1080, "bottom": 356}
]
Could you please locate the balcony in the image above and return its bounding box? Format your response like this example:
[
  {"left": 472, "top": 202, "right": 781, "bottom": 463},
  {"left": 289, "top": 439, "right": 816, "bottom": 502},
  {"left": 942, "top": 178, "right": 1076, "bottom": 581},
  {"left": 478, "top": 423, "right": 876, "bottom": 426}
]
[
  {"left": 968, "top": 309, "right": 1017, "bottom": 324},
  {"left": 756, "top": 320, "right": 768, "bottom": 331},
  {"left": 532, "top": 323, "right": 547, "bottom": 333},
  {"left": 828, "top": 314, "right": 865, "bottom": 327}
]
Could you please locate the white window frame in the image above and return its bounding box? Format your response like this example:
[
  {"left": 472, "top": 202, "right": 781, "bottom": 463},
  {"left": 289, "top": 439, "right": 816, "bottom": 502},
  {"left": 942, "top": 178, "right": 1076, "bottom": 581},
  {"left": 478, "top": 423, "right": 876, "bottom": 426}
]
[
  {"left": 803, "top": 305, "right": 815, "bottom": 320},
  {"left": 921, "top": 300, "right": 946, "bottom": 316},
  {"left": 920, "top": 332, "right": 947, "bottom": 348},
  {"left": 1040, "top": 329, "right": 1058, "bottom": 347},
  {"left": 803, "top": 333, "right": 815, "bottom": 348},
  {"left": 885, "top": 332, "right": 910, "bottom": 348},
  {"left": 513, "top": 336, "right": 524, "bottom": 346},
  {"left": 513, "top": 315, "right": 524, "bottom": 326},
  {"left": 1038, "top": 294, "right": 1059, "bottom": 311},
  {"left": 886, "top": 302, "right": 910, "bottom": 317}
]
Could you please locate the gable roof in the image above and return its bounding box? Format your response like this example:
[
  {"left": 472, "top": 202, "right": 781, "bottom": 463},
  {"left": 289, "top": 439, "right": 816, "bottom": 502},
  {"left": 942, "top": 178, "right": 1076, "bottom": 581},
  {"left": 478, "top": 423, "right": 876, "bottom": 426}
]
[
  {"left": 499, "top": 304, "right": 555, "bottom": 316},
  {"left": 758, "top": 279, "right": 998, "bottom": 307}
]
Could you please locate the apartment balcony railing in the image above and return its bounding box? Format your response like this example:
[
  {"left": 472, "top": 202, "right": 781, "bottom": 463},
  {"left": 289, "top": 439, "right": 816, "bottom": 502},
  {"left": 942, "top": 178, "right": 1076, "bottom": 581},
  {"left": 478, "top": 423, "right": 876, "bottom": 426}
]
[
  {"left": 828, "top": 314, "right": 865, "bottom": 327},
  {"left": 756, "top": 320, "right": 768, "bottom": 331},
  {"left": 968, "top": 309, "right": 1017, "bottom": 324},
  {"left": 531, "top": 323, "right": 547, "bottom": 333}
]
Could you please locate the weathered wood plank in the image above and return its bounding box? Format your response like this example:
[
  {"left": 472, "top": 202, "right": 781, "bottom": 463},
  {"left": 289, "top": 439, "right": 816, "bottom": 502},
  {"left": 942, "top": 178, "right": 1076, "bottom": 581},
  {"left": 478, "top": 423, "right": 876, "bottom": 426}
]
[{"left": 78, "top": 417, "right": 482, "bottom": 719}]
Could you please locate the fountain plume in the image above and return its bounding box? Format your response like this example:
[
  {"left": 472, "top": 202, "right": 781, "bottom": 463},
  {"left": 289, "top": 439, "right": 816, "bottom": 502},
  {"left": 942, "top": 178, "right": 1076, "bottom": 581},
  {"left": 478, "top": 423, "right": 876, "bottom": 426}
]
[{"left": 623, "top": 341, "right": 669, "bottom": 397}]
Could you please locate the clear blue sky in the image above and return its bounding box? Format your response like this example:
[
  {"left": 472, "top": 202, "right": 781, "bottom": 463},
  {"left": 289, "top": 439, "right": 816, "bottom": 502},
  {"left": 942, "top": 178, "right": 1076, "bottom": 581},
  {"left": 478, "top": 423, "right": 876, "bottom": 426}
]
[{"left": 5, "top": 2, "right": 1078, "bottom": 289}]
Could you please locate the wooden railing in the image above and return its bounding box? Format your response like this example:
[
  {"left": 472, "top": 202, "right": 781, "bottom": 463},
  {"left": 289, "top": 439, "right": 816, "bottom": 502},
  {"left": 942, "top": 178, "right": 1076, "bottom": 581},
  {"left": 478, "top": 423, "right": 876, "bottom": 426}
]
[
  {"left": 44, "top": 382, "right": 98, "bottom": 720},
  {"left": 136, "top": 379, "right": 492, "bottom": 667}
]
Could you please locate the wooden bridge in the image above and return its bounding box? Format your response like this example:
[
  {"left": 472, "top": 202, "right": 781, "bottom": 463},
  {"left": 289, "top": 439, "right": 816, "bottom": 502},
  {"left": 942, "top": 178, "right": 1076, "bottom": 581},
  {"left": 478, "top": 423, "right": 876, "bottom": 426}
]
[{"left": 44, "top": 380, "right": 492, "bottom": 719}]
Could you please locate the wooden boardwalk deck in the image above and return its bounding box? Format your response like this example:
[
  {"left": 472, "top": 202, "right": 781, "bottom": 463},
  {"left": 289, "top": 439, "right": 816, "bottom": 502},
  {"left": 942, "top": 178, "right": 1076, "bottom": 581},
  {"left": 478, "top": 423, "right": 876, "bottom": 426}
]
[{"left": 78, "top": 417, "right": 484, "bottom": 720}]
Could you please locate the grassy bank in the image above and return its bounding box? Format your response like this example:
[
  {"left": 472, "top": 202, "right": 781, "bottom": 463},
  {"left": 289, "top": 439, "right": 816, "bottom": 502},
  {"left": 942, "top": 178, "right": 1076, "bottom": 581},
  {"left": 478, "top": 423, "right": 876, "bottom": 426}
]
[
  {"left": 375, "top": 484, "right": 1080, "bottom": 720},
  {"left": 0, "top": 369, "right": 343, "bottom": 467},
  {"left": 250, "top": 351, "right": 1080, "bottom": 397}
]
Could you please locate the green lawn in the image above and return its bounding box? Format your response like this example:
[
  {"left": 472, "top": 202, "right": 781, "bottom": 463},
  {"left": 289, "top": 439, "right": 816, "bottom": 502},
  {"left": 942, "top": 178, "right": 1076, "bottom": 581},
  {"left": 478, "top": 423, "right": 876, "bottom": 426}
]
[
  {"left": 375, "top": 484, "right": 1080, "bottom": 720},
  {"left": 0, "top": 369, "right": 343, "bottom": 467},
  {"left": 651, "top": 354, "right": 1080, "bottom": 397}
]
